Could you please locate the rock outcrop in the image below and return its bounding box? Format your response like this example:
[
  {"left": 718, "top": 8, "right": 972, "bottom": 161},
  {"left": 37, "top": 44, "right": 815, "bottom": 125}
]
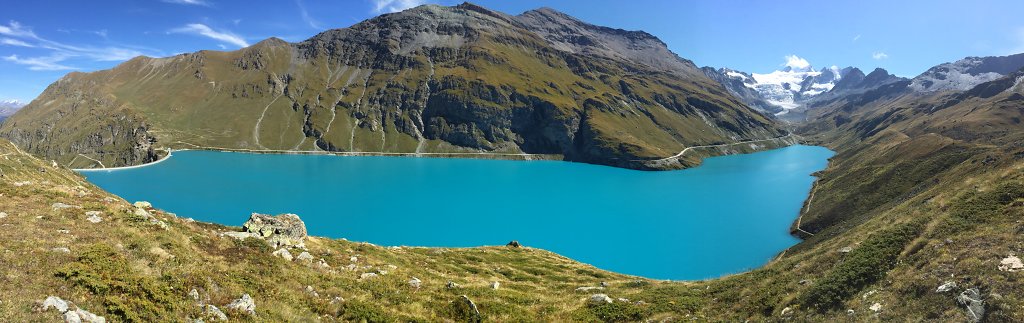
[{"left": 242, "top": 213, "right": 307, "bottom": 248}]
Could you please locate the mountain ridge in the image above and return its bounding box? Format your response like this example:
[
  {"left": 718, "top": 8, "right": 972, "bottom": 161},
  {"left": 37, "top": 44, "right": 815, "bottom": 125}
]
[{"left": 0, "top": 3, "right": 784, "bottom": 171}]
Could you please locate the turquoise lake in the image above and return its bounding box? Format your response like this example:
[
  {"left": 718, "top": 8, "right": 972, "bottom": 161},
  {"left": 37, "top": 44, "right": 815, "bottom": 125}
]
[{"left": 80, "top": 145, "right": 833, "bottom": 280}]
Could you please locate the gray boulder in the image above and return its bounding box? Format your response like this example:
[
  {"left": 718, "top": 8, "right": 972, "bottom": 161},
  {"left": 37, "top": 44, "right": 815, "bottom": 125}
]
[
  {"left": 71, "top": 308, "right": 105, "bottom": 323},
  {"left": 588, "top": 294, "right": 613, "bottom": 305},
  {"left": 40, "top": 296, "right": 70, "bottom": 313},
  {"left": 225, "top": 294, "right": 256, "bottom": 316},
  {"left": 409, "top": 277, "right": 422, "bottom": 289},
  {"left": 242, "top": 213, "right": 307, "bottom": 248},
  {"left": 204, "top": 304, "right": 227, "bottom": 321},
  {"left": 957, "top": 288, "right": 985, "bottom": 322},
  {"left": 272, "top": 248, "right": 293, "bottom": 261}
]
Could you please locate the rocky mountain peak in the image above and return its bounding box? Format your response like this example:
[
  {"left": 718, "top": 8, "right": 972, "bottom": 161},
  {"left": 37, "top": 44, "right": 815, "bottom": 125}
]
[{"left": 910, "top": 53, "right": 1024, "bottom": 92}]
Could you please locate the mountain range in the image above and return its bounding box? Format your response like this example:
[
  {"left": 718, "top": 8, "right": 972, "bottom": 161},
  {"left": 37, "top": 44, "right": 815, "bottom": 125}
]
[
  {"left": 1, "top": 2, "right": 1024, "bottom": 322},
  {"left": 0, "top": 3, "right": 785, "bottom": 171},
  {"left": 0, "top": 99, "right": 24, "bottom": 123}
]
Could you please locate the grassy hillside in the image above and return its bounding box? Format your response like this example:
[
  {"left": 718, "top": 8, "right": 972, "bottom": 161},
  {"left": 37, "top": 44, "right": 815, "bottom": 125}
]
[{"left": 2, "top": 90, "right": 1023, "bottom": 322}]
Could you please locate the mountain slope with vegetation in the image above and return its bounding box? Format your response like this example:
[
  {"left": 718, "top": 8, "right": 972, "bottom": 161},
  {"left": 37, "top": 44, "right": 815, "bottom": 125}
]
[{"left": 0, "top": 3, "right": 784, "bottom": 171}]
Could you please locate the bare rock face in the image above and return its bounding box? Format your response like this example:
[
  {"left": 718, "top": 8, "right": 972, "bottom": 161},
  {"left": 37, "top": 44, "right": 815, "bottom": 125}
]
[{"left": 242, "top": 213, "right": 307, "bottom": 248}]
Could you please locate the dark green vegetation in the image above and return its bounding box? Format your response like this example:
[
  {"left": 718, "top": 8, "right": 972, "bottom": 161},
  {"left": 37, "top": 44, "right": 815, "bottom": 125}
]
[
  {"left": 1, "top": 2, "right": 1024, "bottom": 322},
  {"left": 0, "top": 3, "right": 783, "bottom": 171}
]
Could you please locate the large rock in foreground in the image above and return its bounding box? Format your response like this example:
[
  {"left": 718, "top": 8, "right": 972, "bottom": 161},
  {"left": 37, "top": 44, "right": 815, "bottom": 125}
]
[{"left": 242, "top": 213, "right": 307, "bottom": 248}]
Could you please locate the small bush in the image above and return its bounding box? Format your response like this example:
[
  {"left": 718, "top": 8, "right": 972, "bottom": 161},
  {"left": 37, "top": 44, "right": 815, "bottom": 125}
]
[
  {"left": 55, "top": 243, "right": 180, "bottom": 322},
  {"left": 801, "top": 221, "right": 924, "bottom": 311}
]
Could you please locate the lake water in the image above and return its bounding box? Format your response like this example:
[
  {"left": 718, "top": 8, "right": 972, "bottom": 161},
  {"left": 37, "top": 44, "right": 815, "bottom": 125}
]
[{"left": 81, "top": 145, "right": 833, "bottom": 280}]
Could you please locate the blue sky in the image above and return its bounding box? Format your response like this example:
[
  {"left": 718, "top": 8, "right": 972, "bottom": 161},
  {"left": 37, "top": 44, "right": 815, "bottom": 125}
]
[{"left": 2, "top": 0, "right": 1022, "bottom": 102}]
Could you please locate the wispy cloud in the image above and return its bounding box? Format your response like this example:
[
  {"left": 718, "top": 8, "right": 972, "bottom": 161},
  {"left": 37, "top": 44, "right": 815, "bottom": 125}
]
[
  {"left": 0, "top": 21, "right": 37, "bottom": 38},
  {"left": 872, "top": 52, "right": 889, "bottom": 60},
  {"left": 1, "top": 38, "right": 34, "bottom": 47},
  {"left": 162, "top": 0, "right": 211, "bottom": 6},
  {"left": 0, "top": 20, "right": 148, "bottom": 71},
  {"left": 169, "top": 23, "right": 249, "bottom": 48},
  {"left": 371, "top": 0, "right": 428, "bottom": 14},
  {"left": 852, "top": 34, "right": 861, "bottom": 42},
  {"left": 3, "top": 54, "right": 75, "bottom": 71},
  {"left": 295, "top": 0, "right": 322, "bottom": 29}
]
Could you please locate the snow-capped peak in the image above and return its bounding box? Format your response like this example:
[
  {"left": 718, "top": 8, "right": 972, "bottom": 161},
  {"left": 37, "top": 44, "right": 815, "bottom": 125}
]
[
  {"left": 735, "top": 56, "right": 850, "bottom": 112},
  {"left": 0, "top": 99, "right": 24, "bottom": 108}
]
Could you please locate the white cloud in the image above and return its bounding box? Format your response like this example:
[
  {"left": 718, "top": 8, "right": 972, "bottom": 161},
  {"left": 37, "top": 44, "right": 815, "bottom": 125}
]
[
  {"left": 0, "top": 21, "right": 149, "bottom": 72},
  {"left": 1, "top": 38, "right": 34, "bottom": 47},
  {"left": 872, "top": 52, "right": 889, "bottom": 60},
  {"left": 371, "top": 0, "right": 428, "bottom": 14},
  {"left": 852, "top": 34, "right": 861, "bottom": 42},
  {"left": 162, "top": 0, "right": 211, "bottom": 6},
  {"left": 170, "top": 23, "right": 249, "bottom": 48},
  {"left": 3, "top": 54, "right": 75, "bottom": 71},
  {"left": 783, "top": 55, "right": 811, "bottom": 70}
]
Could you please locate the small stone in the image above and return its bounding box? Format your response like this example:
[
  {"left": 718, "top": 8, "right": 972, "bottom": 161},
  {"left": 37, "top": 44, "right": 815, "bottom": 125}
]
[
  {"left": 52, "top": 247, "right": 71, "bottom": 253},
  {"left": 330, "top": 296, "right": 345, "bottom": 304},
  {"left": 133, "top": 201, "right": 152, "bottom": 208},
  {"left": 409, "top": 277, "right": 422, "bottom": 289},
  {"left": 349, "top": 256, "right": 358, "bottom": 263},
  {"left": 506, "top": 240, "right": 521, "bottom": 248},
  {"left": 588, "top": 294, "right": 613, "bottom": 305},
  {"left": 936, "top": 281, "right": 958, "bottom": 293},
  {"left": 225, "top": 294, "right": 256, "bottom": 316},
  {"left": 839, "top": 246, "right": 853, "bottom": 253},
  {"left": 133, "top": 207, "right": 152, "bottom": 218},
  {"left": 957, "top": 288, "right": 985, "bottom": 322},
  {"left": 188, "top": 289, "right": 201, "bottom": 302},
  {"left": 599, "top": 281, "right": 608, "bottom": 287},
  {"left": 575, "top": 286, "right": 604, "bottom": 292},
  {"left": 446, "top": 281, "right": 460, "bottom": 289},
  {"left": 204, "top": 304, "right": 227, "bottom": 321},
  {"left": 40, "top": 296, "right": 70, "bottom": 313},
  {"left": 799, "top": 279, "right": 812, "bottom": 285},
  {"left": 57, "top": 229, "right": 70, "bottom": 234},
  {"left": 86, "top": 215, "right": 102, "bottom": 223},
  {"left": 316, "top": 258, "right": 330, "bottom": 269},
  {"left": 296, "top": 251, "right": 314, "bottom": 262},
  {"left": 272, "top": 248, "right": 293, "bottom": 261},
  {"left": 870, "top": 303, "right": 883, "bottom": 312},
  {"left": 617, "top": 298, "right": 630, "bottom": 303},
  {"left": 0, "top": 212, "right": 7, "bottom": 219},
  {"left": 13, "top": 181, "right": 31, "bottom": 187},
  {"left": 457, "top": 295, "right": 481, "bottom": 320},
  {"left": 73, "top": 308, "right": 105, "bottom": 323},
  {"left": 780, "top": 307, "right": 793, "bottom": 316},
  {"left": 998, "top": 255, "right": 1023, "bottom": 272},
  {"left": 360, "top": 272, "right": 378, "bottom": 280},
  {"left": 490, "top": 281, "right": 500, "bottom": 289},
  {"left": 305, "top": 286, "right": 319, "bottom": 297},
  {"left": 847, "top": 309, "right": 855, "bottom": 316},
  {"left": 84, "top": 211, "right": 102, "bottom": 217}
]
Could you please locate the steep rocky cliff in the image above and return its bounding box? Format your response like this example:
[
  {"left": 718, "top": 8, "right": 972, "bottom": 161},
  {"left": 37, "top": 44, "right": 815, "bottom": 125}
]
[{"left": 0, "top": 3, "right": 782, "bottom": 169}]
